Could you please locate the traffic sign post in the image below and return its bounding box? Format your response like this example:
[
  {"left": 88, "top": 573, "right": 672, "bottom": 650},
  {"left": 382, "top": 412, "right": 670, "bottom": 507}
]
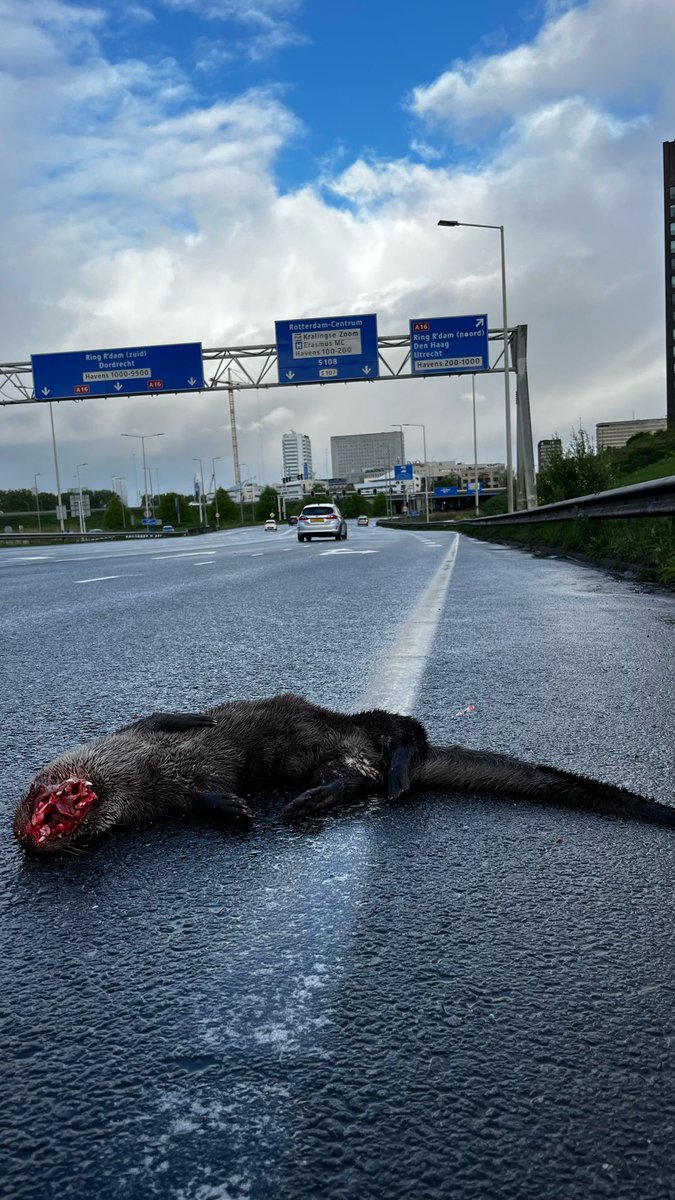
[
  {"left": 394, "top": 464, "right": 414, "bottom": 480},
  {"left": 275, "top": 314, "right": 379, "bottom": 384},
  {"left": 410, "top": 315, "right": 489, "bottom": 374},
  {"left": 31, "top": 342, "right": 204, "bottom": 400}
]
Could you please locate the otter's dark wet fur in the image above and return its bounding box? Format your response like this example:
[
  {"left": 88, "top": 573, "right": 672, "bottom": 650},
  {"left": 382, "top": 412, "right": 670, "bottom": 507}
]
[{"left": 13, "top": 692, "right": 675, "bottom": 854}]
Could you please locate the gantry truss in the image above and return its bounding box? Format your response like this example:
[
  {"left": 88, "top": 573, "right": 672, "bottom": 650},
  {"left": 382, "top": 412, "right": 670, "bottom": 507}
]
[{"left": 0, "top": 325, "right": 535, "bottom": 507}]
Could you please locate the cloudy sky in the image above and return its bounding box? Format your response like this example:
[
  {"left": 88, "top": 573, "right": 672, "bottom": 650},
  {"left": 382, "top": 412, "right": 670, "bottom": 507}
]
[{"left": 1, "top": 0, "right": 674, "bottom": 499}]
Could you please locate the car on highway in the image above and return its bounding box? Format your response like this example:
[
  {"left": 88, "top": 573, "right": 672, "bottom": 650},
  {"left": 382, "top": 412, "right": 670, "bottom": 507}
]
[
  {"left": 288, "top": 515, "right": 298, "bottom": 526},
  {"left": 88, "top": 528, "right": 104, "bottom": 533},
  {"left": 357, "top": 515, "right": 369, "bottom": 527},
  {"left": 264, "top": 519, "right": 278, "bottom": 531},
  {"left": 162, "top": 524, "right": 175, "bottom": 533},
  {"left": 297, "top": 503, "right": 347, "bottom": 543}
]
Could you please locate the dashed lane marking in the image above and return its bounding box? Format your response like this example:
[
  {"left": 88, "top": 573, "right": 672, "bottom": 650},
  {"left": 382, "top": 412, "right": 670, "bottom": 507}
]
[{"left": 76, "top": 575, "right": 121, "bottom": 583}]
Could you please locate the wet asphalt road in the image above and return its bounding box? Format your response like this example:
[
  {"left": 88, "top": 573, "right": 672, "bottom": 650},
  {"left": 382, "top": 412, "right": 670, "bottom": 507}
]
[{"left": 2, "top": 524, "right": 675, "bottom": 1200}]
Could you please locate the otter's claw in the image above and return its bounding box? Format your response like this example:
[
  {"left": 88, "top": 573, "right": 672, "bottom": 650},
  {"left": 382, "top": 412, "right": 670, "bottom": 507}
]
[{"left": 198, "top": 791, "right": 254, "bottom": 828}]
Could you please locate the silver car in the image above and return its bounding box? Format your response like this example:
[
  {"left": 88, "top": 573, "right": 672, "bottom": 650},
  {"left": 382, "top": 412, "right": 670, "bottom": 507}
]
[{"left": 297, "top": 502, "right": 348, "bottom": 542}]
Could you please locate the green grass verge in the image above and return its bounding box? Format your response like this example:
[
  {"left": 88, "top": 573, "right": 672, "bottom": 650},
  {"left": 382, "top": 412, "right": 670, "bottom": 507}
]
[{"left": 461, "top": 516, "right": 675, "bottom": 588}]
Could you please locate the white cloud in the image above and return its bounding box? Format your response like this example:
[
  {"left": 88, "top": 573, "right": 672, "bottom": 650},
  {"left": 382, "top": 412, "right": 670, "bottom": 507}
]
[
  {"left": 411, "top": 0, "right": 675, "bottom": 131},
  {"left": 157, "top": 0, "right": 306, "bottom": 59},
  {"left": 0, "top": 0, "right": 673, "bottom": 499}
]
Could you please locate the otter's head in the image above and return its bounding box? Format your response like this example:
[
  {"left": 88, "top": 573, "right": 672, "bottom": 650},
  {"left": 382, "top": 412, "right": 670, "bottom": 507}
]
[{"left": 14, "top": 774, "right": 101, "bottom": 854}]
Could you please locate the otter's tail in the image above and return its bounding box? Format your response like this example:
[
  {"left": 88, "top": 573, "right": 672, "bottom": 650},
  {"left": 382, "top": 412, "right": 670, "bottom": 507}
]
[{"left": 410, "top": 745, "right": 675, "bottom": 827}]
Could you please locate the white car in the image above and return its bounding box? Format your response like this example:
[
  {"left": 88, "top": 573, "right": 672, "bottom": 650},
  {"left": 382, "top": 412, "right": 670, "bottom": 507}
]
[
  {"left": 264, "top": 519, "right": 277, "bottom": 531},
  {"left": 297, "top": 503, "right": 347, "bottom": 543}
]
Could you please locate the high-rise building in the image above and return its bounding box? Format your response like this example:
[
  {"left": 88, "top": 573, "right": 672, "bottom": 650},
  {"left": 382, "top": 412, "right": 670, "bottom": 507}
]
[
  {"left": 664, "top": 140, "right": 675, "bottom": 424},
  {"left": 596, "top": 418, "right": 667, "bottom": 452},
  {"left": 112, "top": 477, "right": 128, "bottom": 506},
  {"left": 537, "top": 439, "right": 562, "bottom": 472},
  {"left": 331, "top": 431, "right": 404, "bottom": 481},
  {"left": 281, "top": 431, "right": 313, "bottom": 500}
]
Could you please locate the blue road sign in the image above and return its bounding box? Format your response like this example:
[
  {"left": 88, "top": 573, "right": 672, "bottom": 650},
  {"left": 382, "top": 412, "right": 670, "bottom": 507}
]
[
  {"left": 410, "top": 315, "right": 489, "bottom": 374},
  {"left": 395, "top": 463, "right": 414, "bottom": 480},
  {"left": 141, "top": 517, "right": 161, "bottom": 527},
  {"left": 31, "top": 342, "right": 204, "bottom": 401},
  {"left": 434, "top": 486, "right": 459, "bottom": 497},
  {"left": 275, "top": 314, "right": 379, "bottom": 384}
]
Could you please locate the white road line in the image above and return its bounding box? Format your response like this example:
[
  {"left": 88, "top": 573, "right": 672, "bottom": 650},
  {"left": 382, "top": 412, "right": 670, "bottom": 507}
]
[
  {"left": 251, "top": 552, "right": 263, "bottom": 557},
  {"left": 319, "top": 549, "right": 378, "bottom": 555},
  {"left": 194, "top": 561, "right": 215, "bottom": 566},
  {"left": 359, "top": 534, "right": 459, "bottom": 715},
  {"left": 153, "top": 551, "right": 217, "bottom": 559},
  {"left": 7, "top": 556, "right": 56, "bottom": 562},
  {"left": 76, "top": 575, "right": 121, "bottom": 583}
]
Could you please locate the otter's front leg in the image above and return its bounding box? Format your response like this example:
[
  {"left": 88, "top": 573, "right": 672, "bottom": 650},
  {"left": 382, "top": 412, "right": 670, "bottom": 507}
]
[
  {"left": 283, "top": 772, "right": 374, "bottom": 821},
  {"left": 194, "top": 790, "right": 254, "bottom": 829}
]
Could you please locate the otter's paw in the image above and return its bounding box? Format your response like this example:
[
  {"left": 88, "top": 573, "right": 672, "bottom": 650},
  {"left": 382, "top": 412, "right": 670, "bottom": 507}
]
[
  {"left": 387, "top": 745, "right": 414, "bottom": 800},
  {"left": 283, "top": 780, "right": 344, "bottom": 822},
  {"left": 198, "top": 791, "right": 254, "bottom": 829}
]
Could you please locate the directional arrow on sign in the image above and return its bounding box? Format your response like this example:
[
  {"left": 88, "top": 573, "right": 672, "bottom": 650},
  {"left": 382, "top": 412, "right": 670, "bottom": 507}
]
[
  {"left": 286, "top": 371, "right": 295, "bottom": 380},
  {"left": 476, "top": 317, "right": 485, "bottom": 326},
  {"left": 362, "top": 365, "right": 371, "bottom": 375},
  {"left": 187, "top": 376, "right": 197, "bottom": 386},
  {"left": 41, "top": 387, "right": 50, "bottom": 396},
  {"left": 114, "top": 382, "right": 123, "bottom": 391}
]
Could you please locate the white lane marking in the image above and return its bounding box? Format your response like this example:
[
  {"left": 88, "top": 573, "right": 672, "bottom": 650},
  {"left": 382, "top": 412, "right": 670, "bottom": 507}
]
[
  {"left": 153, "top": 550, "right": 217, "bottom": 559},
  {"left": 319, "top": 549, "right": 378, "bottom": 556},
  {"left": 194, "top": 561, "right": 215, "bottom": 566},
  {"left": 7, "top": 556, "right": 56, "bottom": 562},
  {"left": 76, "top": 575, "right": 121, "bottom": 583},
  {"left": 251, "top": 552, "right": 263, "bottom": 557},
  {"left": 359, "top": 533, "right": 460, "bottom": 715}
]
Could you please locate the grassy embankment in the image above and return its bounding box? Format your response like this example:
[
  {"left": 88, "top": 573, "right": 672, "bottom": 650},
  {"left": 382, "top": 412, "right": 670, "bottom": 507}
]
[{"left": 461, "top": 447, "right": 675, "bottom": 587}]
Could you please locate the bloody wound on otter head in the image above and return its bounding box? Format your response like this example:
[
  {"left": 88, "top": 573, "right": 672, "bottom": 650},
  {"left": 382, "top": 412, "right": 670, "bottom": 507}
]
[{"left": 12, "top": 693, "right": 675, "bottom": 856}]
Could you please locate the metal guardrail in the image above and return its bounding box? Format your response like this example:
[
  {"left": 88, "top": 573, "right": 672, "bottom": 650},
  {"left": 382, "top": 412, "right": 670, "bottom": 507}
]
[
  {"left": 378, "top": 476, "right": 675, "bottom": 529},
  {"left": 0, "top": 527, "right": 208, "bottom": 546},
  {"left": 460, "top": 475, "right": 675, "bottom": 525}
]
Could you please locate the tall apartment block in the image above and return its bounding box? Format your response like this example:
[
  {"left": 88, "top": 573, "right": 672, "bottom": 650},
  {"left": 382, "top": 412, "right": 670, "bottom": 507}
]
[
  {"left": 281, "top": 431, "right": 313, "bottom": 501},
  {"left": 664, "top": 140, "right": 675, "bottom": 423},
  {"left": 330, "top": 431, "right": 404, "bottom": 481}
]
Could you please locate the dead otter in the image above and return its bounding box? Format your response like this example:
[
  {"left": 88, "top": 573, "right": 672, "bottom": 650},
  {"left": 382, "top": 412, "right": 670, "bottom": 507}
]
[{"left": 12, "top": 693, "right": 675, "bottom": 855}]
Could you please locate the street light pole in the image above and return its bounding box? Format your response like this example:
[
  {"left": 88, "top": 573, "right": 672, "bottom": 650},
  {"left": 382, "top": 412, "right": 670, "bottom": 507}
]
[
  {"left": 33, "top": 473, "right": 42, "bottom": 533},
  {"left": 471, "top": 377, "right": 479, "bottom": 515},
  {"left": 121, "top": 432, "right": 164, "bottom": 522},
  {"left": 48, "top": 403, "right": 65, "bottom": 532},
  {"left": 193, "top": 458, "right": 207, "bottom": 526},
  {"left": 239, "top": 463, "right": 247, "bottom": 525},
  {"left": 75, "top": 462, "right": 87, "bottom": 534},
  {"left": 438, "top": 219, "right": 514, "bottom": 513},
  {"left": 402, "top": 423, "right": 428, "bottom": 520},
  {"left": 212, "top": 456, "right": 221, "bottom": 529}
]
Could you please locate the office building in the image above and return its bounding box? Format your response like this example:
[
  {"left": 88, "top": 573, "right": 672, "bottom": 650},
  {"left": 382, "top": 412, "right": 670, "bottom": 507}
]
[
  {"left": 281, "top": 430, "right": 313, "bottom": 501},
  {"left": 537, "top": 439, "right": 562, "bottom": 472},
  {"left": 112, "top": 477, "right": 128, "bottom": 506},
  {"left": 331, "top": 431, "right": 404, "bottom": 481},
  {"left": 596, "top": 418, "right": 667, "bottom": 452}
]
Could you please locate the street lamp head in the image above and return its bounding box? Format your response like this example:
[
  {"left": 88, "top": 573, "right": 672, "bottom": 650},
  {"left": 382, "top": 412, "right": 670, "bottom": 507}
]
[{"left": 438, "top": 220, "right": 460, "bottom": 226}]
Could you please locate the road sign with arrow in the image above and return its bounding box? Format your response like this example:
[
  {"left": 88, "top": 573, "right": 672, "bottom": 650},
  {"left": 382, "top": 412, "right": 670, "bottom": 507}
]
[
  {"left": 31, "top": 342, "right": 204, "bottom": 400},
  {"left": 275, "top": 313, "right": 379, "bottom": 384}
]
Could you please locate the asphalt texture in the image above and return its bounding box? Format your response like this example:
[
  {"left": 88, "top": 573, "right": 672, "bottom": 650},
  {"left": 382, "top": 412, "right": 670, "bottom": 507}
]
[{"left": 2, "top": 523, "right": 675, "bottom": 1200}]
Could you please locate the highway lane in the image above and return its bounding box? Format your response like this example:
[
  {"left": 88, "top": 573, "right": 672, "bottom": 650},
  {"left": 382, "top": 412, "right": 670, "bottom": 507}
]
[{"left": 2, "top": 530, "right": 675, "bottom": 1200}]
